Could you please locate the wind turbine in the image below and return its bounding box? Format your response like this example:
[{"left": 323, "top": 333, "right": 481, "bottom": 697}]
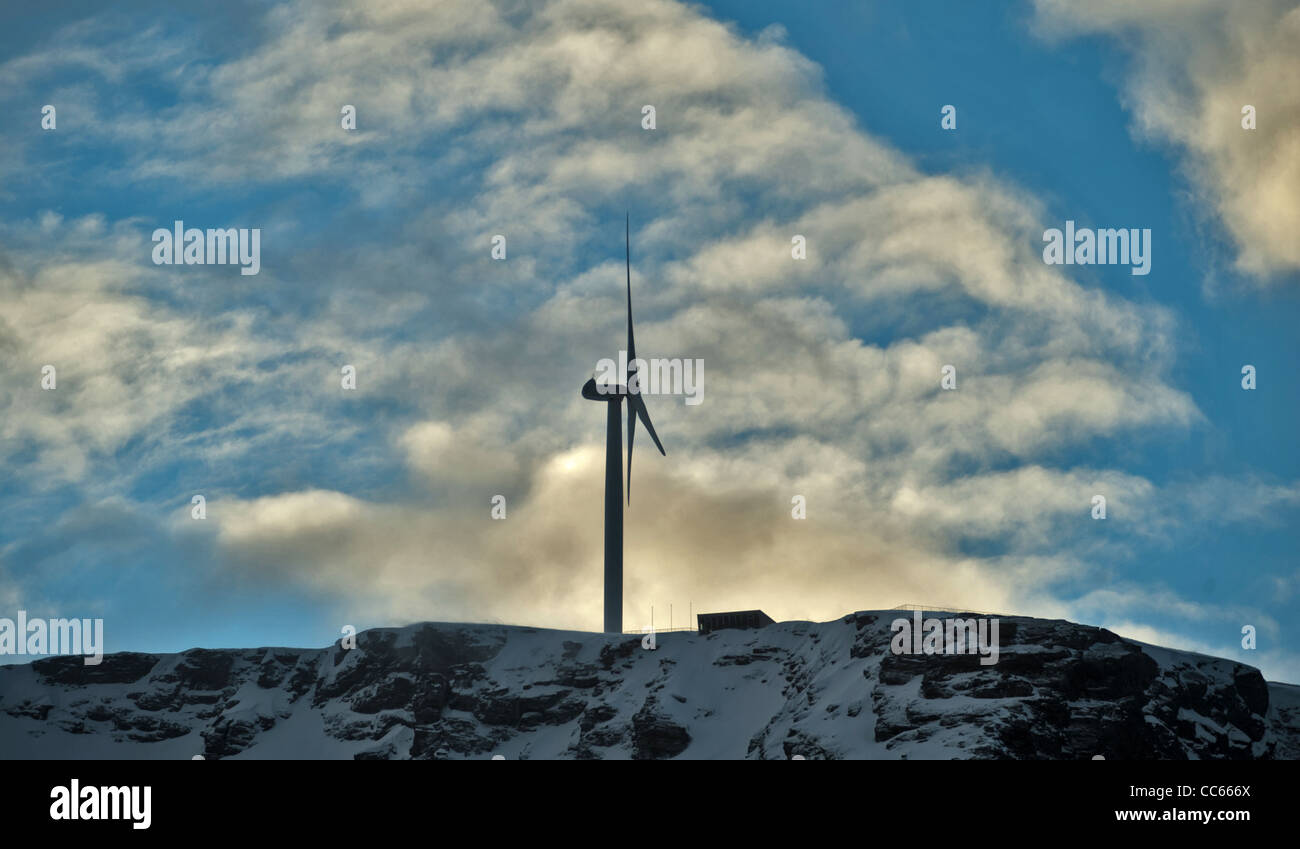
[{"left": 581, "top": 215, "right": 666, "bottom": 634}]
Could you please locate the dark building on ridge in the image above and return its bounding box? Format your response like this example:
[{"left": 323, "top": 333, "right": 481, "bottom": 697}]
[{"left": 696, "top": 609, "right": 775, "bottom": 635}]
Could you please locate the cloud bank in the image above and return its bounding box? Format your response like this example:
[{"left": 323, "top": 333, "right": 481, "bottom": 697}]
[
  {"left": 0, "top": 0, "right": 1295, "bottom": 680},
  {"left": 1032, "top": 0, "right": 1300, "bottom": 280}
]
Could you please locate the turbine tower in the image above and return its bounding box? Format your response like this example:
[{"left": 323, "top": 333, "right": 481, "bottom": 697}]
[{"left": 581, "top": 216, "right": 666, "bottom": 634}]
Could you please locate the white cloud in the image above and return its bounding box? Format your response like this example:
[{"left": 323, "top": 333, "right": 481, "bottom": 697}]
[{"left": 1032, "top": 0, "right": 1300, "bottom": 280}]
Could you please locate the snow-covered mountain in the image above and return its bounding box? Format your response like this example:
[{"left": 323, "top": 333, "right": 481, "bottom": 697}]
[{"left": 3, "top": 611, "right": 1297, "bottom": 759}]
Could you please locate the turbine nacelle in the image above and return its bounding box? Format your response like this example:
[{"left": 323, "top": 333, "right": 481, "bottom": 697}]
[{"left": 581, "top": 377, "right": 629, "bottom": 401}]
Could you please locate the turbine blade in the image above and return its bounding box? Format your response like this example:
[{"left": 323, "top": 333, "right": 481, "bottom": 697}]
[
  {"left": 626, "top": 398, "right": 636, "bottom": 504},
  {"left": 622, "top": 214, "right": 663, "bottom": 503},
  {"left": 625, "top": 214, "right": 638, "bottom": 504},
  {"left": 626, "top": 214, "right": 636, "bottom": 364},
  {"left": 629, "top": 393, "right": 665, "bottom": 456}
]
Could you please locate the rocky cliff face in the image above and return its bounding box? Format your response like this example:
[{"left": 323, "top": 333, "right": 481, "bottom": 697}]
[{"left": 2, "top": 612, "right": 1297, "bottom": 759}]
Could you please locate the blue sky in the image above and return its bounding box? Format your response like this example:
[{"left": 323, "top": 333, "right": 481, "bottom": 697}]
[{"left": 1, "top": 0, "right": 1297, "bottom": 681}]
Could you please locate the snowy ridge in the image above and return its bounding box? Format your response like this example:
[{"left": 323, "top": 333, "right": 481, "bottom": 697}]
[{"left": 1, "top": 611, "right": 1295, "bottom": 759}]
